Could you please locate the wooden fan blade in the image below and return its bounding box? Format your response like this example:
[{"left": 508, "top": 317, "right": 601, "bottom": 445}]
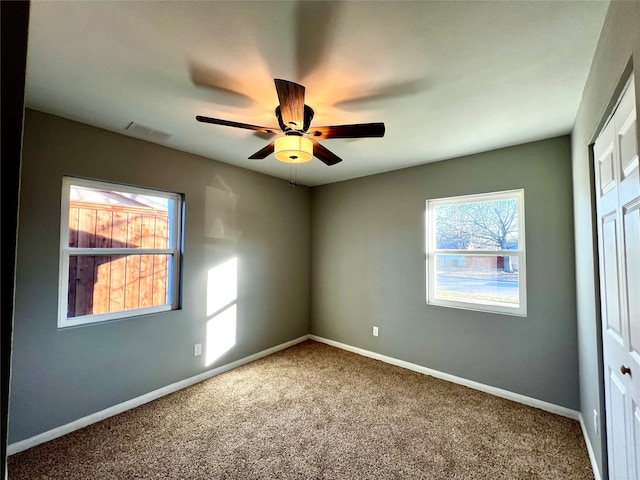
[
  {"left": 196, "top": 116, "right": 278, "bottom": 135},
  {"left": 309, "top": 123, "right": 385, "bottom": 139},
  {"left": 310, "top": 139, "right": 342, "bottom": 166},
  {"left": 274, "top": 79, "right": 305, "bottom": 130},
  {"left": 248, "top": 142, "right": 275, "bottom": 159}
]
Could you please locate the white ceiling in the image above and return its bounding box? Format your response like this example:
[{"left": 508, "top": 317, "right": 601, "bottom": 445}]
[{"left": 25, "top": 1, "right": 609, "bottom": 187}]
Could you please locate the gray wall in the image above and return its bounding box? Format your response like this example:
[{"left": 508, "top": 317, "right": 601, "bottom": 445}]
[
  {"left": 9, "top": 110, "right": 311, "bottom": 443},
  {"left": 571, "top": 1, "right": 640, "bottom": 476},
  {"left": 311, "top": 136, "right": 579, "bottom": 409}
]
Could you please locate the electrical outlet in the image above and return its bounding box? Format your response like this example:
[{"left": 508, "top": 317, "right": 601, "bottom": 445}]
[
  {"left": 593, "top": 410, "right": 598, "bottom": 435},
  {"left": 373, "top": 326, "right": 379, "bottom": 337},
  {"left": 194, "top": 343, "right": 202, "bottom": 356}
]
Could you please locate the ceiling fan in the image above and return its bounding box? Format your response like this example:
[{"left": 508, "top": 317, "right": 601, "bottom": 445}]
[{"left": 196, "top": 79, "right": 385, "bottom": 166}]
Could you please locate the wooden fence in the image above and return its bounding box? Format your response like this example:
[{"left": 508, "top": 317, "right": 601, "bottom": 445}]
[{"left": 67, "top": 200, "right": 169, "bottom": 318}]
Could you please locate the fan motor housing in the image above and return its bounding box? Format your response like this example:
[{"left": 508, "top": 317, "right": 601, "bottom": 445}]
[{"left": 276, "top": 105, "right": 315, "bottom": 132}]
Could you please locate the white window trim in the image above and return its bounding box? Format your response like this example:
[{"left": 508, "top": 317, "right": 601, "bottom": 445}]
[
  {"left": 425, "top": 189, "right": 527, "bottom": 317},
  {"left": 58, "top": 177, "right": 183, "bottom": 328}
]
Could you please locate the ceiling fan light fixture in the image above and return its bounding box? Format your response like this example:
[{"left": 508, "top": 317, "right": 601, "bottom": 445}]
[
  {"left": 197, "top": 78, "right": 384, "bottom": 166},
  {"left": 274, "top": 135, "right": 313, "bottom": 163}
]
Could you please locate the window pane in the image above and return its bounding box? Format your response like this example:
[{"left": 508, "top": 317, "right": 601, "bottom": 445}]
[
  {"left": 434, "top": 255, "right": 519, "bottom": 307},
  {"left": 435, "top": 198, "right": 519, "bottom": 250},
  {"left": 68, "top": 185, "right": 172, "bottom": 249},
  {"left": 67, "top": 254, "right": 171, "bottom": 318}
]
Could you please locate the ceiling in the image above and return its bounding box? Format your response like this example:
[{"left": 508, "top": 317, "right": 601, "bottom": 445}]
[{"left": 25, "top": 1, "right": 609, "bottom": 187}]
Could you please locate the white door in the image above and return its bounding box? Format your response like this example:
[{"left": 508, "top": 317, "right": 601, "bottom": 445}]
[{"left": 594, "top": 75, "right": 639, "bottom": 480}]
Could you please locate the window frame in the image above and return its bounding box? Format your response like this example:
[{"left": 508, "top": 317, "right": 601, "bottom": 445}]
[
  {"left": 425, "top": 189, "right": 527, "bottom": 316},
  {"left": 58, "top": 176, "right": 183, "bottom": 328}
]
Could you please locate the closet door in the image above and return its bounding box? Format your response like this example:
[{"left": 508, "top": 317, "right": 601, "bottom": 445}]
[{"left": 594, "top": 75, "right": 638, "bottom": 480}]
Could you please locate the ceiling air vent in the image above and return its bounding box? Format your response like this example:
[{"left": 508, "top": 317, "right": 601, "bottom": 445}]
[{"left": 125, "top": 121, "right": 172, "bottom": 142}]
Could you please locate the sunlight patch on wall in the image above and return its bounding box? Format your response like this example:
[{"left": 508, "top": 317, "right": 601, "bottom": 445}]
[
  {"left": 205, "top": 257, "right": 238, "bottom": 366},
  {"left": 206, "top": 304, "right": 237, "bottom": 366},
  {"left": 207, "top": 257, "right": 237, "bottom": 316}
]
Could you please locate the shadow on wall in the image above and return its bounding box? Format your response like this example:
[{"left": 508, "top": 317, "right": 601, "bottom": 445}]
[{"left": 205, "top": 175, "right": 242, "bottom": 243}]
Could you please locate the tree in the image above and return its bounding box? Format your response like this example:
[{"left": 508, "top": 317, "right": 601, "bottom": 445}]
[{"left": 435, "top": 198, "right": 519, "bottom": 272}]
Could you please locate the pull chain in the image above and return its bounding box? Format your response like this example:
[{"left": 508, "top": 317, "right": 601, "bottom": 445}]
[{"left": 289, "top": 163, "right": 299, "bottom": 187}]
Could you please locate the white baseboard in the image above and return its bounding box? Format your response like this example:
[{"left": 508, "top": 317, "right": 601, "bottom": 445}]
[
  {"left": 309, "top": 335, "right": 580, "bottom": 420},
  {"left": 7, "top": 334, "right": 311, "bottom": 455},
  {"left": 579, "top": 413, "right": 602, "bottom": 480}
]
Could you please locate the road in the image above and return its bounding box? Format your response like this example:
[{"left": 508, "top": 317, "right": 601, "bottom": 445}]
[{"left": 436, "top": 274, "right": 518, "bottom": 297}]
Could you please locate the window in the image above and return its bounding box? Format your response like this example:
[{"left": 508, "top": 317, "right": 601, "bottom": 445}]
[
  {"left": 426, "top": 189, "right": 526, "bottom": 316},
  {"left": 58, "top": 177, "right": 182, "bottom": 328}
]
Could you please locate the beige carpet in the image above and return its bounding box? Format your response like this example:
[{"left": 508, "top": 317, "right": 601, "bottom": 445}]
[{"left": 8, "top": 340, "right": 593, "bottom": 479}]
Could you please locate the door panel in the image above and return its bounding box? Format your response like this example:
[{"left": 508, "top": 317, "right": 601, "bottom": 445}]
[
  {"left": 603, "top": 214, "right": 623, "bottom": 340},
  {"left": 608, "top": 371, "right": 629, "bottom": 479},
  {"left": 599, "top": 143, "right": 616, "bottom": 196},
  {"left": 615, "top": 75, "right": 638, "bottom": 179},
  {"left": 634, "top": 404, "right": 640, "bottom": 478},
  {"left": 624, "top": 203, "right": 640, "bottom": 363},
  {"left": 619, "top": 115, "right": 638, "bottom": 178}
]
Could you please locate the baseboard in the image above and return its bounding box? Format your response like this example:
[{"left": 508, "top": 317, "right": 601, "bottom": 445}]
[
  {"left": 309, "top": 335, "right": 580, "bottom": 420},
  {"left": 579, "top": 413, "right": 602, "bottom": 480},
  {"left": 7, "top": 334, "right": 311, "bottom": 455}
]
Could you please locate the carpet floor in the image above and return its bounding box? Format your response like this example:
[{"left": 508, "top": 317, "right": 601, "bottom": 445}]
[{"left": 8, "top": 340, "right": 593, "bottom": 479}]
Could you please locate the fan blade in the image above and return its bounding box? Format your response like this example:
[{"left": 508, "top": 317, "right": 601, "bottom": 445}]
[
  {"left": 309, "top": 123, "right": 385, "bottom": 139},
  {"left": 248, "top": 142, "right": 275, "bottom": 160},
  {"left": 310, "top": 139, "right": 342, "bottom": 166},
  {"left": 196, "top": 116, "right": 278, "bottom": 135},
  {"left": 274, "top": 79, "right": 305, "bottom": 130}
]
